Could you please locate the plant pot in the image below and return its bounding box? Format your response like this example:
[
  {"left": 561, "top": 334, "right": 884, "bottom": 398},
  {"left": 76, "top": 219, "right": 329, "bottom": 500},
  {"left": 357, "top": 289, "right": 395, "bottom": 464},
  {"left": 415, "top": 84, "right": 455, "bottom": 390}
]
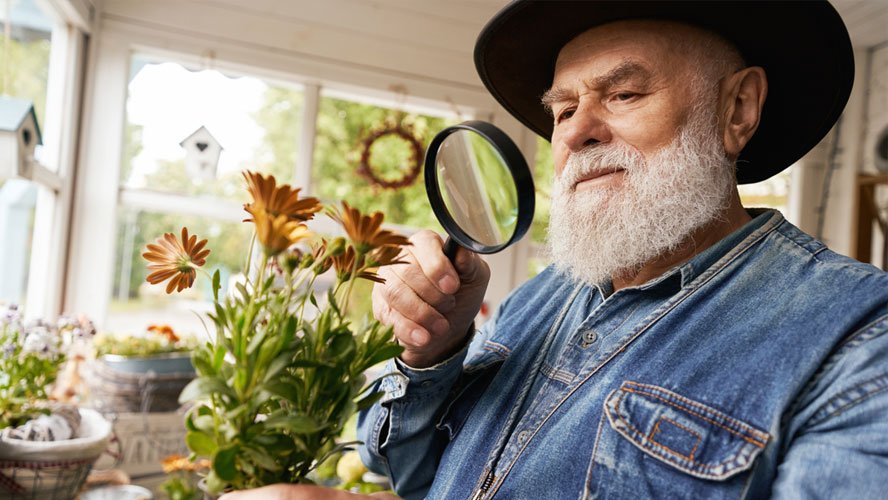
[
  {"left": 100, "top": 353, "right": 194, "bottom": 374},
  {"left": 88, "top": 355, "right": 196, "bottom": 413}
]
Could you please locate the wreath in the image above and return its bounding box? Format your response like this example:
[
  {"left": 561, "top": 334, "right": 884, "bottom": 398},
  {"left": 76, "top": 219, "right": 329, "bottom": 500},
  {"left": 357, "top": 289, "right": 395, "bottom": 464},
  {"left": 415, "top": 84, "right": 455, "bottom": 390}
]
[{"left": 357, "top": 123, "right": 424, "bottom": 190}]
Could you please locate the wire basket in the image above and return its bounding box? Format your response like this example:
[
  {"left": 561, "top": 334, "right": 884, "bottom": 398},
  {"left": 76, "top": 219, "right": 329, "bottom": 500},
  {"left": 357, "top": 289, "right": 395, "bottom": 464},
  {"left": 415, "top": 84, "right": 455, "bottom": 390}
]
[
  {"left": 0, "top": 457, "right": 94, "bottom": 499},
  {"left": 0, "top": 409, "right": 112, "bottom": 500}
]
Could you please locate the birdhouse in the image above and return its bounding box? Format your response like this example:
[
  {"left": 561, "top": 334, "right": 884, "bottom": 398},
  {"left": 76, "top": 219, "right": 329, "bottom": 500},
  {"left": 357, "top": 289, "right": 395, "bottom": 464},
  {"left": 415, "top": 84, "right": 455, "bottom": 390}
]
[
  {"left": 179, "top": 125, "right": 223, "bottom": 180},
  {"left": 0, "top": 96, "right": 42, "bottom": 180}
]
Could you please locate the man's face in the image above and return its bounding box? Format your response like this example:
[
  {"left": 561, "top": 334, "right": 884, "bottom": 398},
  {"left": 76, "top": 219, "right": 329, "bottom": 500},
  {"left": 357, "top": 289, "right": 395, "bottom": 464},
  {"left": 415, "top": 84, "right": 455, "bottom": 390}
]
[
  {"left": 546, "top": 20, "right": 706, "bottom": 191},
  {"left": 543, "top": 20, "right": 737, "bottom": 286}
]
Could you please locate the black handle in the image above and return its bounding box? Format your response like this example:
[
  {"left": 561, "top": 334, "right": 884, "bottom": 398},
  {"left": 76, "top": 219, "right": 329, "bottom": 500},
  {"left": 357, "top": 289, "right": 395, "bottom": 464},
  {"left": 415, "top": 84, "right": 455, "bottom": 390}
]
[{"left": 443, "top": 236, "right": 459, "bottom": 262}]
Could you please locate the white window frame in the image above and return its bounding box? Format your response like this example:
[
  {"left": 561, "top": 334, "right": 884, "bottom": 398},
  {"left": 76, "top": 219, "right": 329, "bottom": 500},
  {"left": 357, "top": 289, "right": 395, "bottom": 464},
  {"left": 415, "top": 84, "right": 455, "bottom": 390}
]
[{"left": 5, "top": 0, "right": 92, "bottom": 320}]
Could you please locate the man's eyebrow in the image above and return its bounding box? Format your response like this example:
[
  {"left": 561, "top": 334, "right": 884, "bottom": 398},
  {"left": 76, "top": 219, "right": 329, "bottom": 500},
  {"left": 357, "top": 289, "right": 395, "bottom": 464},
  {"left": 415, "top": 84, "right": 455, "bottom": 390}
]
[{"left": 541, "top": 60, "right": 654, "bottom": 111}]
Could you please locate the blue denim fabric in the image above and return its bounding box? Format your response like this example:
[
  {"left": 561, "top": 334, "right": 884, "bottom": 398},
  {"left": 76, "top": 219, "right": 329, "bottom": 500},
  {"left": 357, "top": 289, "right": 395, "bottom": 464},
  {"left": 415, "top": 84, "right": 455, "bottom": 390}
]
[{"left": 357, "top": 210, "right": 888, "bottom": 499}]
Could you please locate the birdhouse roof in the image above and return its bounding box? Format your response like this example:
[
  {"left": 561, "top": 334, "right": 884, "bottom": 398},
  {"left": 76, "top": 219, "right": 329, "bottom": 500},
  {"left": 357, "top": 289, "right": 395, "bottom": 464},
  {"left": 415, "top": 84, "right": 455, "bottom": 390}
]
[
  {"left": 0, "top": 96, "right": 42, "bottom": 145},
  {"left": 179, "top": 125, "right": 223, "bottom": 150}
]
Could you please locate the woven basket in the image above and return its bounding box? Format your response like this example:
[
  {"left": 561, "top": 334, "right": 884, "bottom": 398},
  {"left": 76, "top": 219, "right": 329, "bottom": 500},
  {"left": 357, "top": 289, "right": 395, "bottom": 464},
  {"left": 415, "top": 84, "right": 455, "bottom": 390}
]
[
  {"left": 0, "top": 409, "right": 112, "bottom": 500},
  {"left": 89, "top": 356, "right": 195, "bottom": 413}
]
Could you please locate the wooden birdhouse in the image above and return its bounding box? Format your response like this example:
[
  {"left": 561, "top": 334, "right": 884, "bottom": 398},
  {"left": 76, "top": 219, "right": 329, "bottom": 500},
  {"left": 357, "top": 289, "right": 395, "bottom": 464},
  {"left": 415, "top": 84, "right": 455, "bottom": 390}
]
[
  {"left": 0, "top": 96, "right": 42, "bottom": 180},
  {"left": 179, "top": 125, "right": 223, "bottom": 180}
]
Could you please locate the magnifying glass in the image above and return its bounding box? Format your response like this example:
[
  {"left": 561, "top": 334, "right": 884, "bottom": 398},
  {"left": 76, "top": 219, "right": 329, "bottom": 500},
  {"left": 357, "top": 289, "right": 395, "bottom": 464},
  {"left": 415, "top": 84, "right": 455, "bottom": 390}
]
[{"left": 425, "top": 121, "right": 535, "bottom": 260}]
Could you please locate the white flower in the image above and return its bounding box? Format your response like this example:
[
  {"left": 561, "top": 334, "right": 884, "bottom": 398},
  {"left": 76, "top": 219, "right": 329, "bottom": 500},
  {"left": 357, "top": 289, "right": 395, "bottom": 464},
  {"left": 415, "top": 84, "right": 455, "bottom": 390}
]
[{"left": 21, "top": 329, "right": 58, "bottom": 358}]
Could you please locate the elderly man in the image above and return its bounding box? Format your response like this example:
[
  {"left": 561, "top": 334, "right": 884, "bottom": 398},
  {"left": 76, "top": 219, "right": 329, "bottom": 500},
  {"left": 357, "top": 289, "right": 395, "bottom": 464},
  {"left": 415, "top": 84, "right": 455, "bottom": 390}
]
[
  {"left": 358, "top": 1, "right": 888, "bottom": 499},
  {"left": 225, "top": 1, "right": 888, "bottom": 499}
]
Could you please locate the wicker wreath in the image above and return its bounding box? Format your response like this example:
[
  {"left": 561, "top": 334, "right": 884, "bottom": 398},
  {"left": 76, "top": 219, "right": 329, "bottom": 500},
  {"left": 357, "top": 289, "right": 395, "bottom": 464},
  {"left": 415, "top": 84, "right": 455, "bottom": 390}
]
[{"left": 357, "top": 124, "right": 424, "bottom": 190}]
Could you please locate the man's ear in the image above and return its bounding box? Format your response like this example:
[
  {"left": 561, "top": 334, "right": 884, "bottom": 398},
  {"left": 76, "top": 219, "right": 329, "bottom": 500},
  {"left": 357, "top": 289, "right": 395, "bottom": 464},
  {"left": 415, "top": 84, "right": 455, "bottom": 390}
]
[{"left": 720, "top": 67, "right": 767, "bottom": 159}]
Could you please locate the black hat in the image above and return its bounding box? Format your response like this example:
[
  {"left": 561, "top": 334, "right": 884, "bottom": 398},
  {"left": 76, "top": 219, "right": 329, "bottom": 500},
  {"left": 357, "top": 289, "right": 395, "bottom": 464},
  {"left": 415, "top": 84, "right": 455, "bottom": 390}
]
[{"left": 474, "top": 1, "right": 854, "bottom": 184}]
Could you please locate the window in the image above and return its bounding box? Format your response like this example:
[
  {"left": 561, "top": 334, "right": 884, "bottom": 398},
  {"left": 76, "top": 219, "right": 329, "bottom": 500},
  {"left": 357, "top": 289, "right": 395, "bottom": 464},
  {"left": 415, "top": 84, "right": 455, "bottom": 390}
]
[
  {"left": 0, "top": 0, "right": 84, "bottom": 314},
  {"left": 312, "top": 90, "right": 457, "bottom": 230},
  {"left": 109, "top": 56, "right": 309, "bottom": 334},
  {"left": 108, "top": 56, "right": 462, "bottom": 335},
  {"left": 527, "top": 136, "right": 554, "bottom": 277}
]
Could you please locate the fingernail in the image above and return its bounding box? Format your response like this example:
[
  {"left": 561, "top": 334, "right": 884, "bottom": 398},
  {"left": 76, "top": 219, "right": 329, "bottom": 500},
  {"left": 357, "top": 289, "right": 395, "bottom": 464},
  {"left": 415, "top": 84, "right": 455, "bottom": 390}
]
[
  {"left": 438, "top": 275, "right": 457, "bottom": 293},
  {"left": 433, "top": 319, "right": 450, "bottom": 335},
  {"left": 410, "top": 329, "right": 428, "bottom": 345}
]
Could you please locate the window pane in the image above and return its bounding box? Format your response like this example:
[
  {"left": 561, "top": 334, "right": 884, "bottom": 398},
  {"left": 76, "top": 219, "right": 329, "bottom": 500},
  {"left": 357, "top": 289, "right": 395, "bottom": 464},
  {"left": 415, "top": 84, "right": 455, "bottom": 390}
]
[
  {"left": 0, "top": 180, "right": 37, "bottom": 306},
  {"left": 738, "top": 168, "right": 791, "bottom": 213},
  {"left": 0, "top": 0, "right": 52, "bottom": 126},
  {"left": 312, "top": 93, "right": 456, "bottom": 229},
  {"left": 122, "top": 56, "right": 305, "bottom": 200},
  {"left": 107, "top": 209, "right": 252, "bottom": 336},
  {"left": 531, "top": 136, "right": 554, "bottom": 244}
]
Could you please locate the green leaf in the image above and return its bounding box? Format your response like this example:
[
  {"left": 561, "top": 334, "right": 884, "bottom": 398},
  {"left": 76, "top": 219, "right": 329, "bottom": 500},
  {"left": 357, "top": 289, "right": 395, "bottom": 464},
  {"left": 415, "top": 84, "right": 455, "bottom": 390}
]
[
  {"left": 213, "top": 344, "right": 226, "bottom": 371},
  {"left": 185, "top": 431, "right": 217, "bottom": 456},
  {"left": 263, "top": 352, "right": 292, "bottom": 382},
  {"left": 213, "top": 445, "right": 240, "bottom": 481},
  {"left": 236, "top": 282, "right": 250, "bottom": 302},
  {"left": 191, "top": 351, "right": 214, "bottom": 377},
  {"left": 264, "top": 380, "right": 301, "bottom": 402},
  {"left": 178, "top": 376, "right": 236, "bottom": 404},
  {"left": 242, "top": 445, "right": 281, "bottom": 471},
  {"left": 328, "top": 333, "right": 356, "bottom": 361},
  {"left": 213, "top": 302, "right": 227, "bottom": 328},
  {"left": 246, "top": 325, "right": 268, "bottom": 357},
  {"left": 212, "top": 269, "right": 221, "bottom": 301},
  {"left": 264, "top": 414, "right": 326, "bottom": 435}
]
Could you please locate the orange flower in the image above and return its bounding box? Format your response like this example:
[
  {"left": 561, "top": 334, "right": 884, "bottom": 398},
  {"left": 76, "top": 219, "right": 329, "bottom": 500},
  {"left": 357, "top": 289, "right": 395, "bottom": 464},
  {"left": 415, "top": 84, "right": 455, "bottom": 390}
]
[
  {"left": 161, "top": 454, "right": 210, "bottom": 474},
  {"left": 148, "top": 324, "right": 179, "bottom": 343},
  {"left": 366, "top": 245, "right": 407, "bottom": 268},
  {"left": 330, "top": 202, "right": 410, "bottom": 254},
  {"left": 143, "top": 228, "right": 210, "bottom": 294},
  {"left": 331, "top": 246, "right": 386, "bottom": 283},
  {"left": 243, "top": 171, "right": 321, "bottom": 222},
  {"left": 252, "top": 210, "right": 313, "bottom": 256}
]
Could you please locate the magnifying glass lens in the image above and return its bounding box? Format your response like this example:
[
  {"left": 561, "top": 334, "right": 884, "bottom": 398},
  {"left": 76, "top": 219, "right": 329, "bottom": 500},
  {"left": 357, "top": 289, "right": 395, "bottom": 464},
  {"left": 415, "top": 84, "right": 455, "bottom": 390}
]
[{"left": 435, "top": 130, "right": 519, "bottom": 247}]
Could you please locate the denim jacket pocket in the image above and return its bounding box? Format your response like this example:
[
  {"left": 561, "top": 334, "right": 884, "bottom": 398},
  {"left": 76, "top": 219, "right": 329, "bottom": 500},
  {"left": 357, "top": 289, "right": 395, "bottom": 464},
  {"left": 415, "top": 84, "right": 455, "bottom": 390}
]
[
  {"left": 435, "top": 342, "right": 508, "bottom": 440},
  {"left": 604, "top": 381, "right": 769, "bottom": 480}
]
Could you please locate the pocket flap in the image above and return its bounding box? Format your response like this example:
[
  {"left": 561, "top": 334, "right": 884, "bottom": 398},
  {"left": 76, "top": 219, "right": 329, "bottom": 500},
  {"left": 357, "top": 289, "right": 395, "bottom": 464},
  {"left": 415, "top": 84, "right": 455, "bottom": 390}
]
[{"left": 604, "top": 381, "right": 770, "bottom": 481}]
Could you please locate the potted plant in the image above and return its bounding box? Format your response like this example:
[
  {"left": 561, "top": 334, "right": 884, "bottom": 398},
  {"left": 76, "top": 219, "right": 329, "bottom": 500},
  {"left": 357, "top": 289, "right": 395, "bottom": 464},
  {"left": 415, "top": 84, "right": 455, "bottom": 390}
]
[
  {"left": 141, "top": 171, "right": 407, "bottom": 494},
  {"left": 0, "top": 306, "right": 112, "bottom": 499},
  {"left": 94, "top": 324, "right": 197, "bottom": 374}
]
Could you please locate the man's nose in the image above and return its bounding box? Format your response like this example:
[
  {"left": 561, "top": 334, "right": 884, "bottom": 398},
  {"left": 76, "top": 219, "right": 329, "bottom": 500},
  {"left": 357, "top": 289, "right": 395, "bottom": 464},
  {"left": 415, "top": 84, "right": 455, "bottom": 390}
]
[{"left": 559, "top": 105, "right": 611, "bottom": 153}]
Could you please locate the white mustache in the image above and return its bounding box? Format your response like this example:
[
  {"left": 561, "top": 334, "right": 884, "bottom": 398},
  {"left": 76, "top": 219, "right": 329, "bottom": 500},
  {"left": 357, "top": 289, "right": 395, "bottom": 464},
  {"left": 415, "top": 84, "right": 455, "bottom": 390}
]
[{"left": 561, "top": 144, "right": 646, "bottom": 187}]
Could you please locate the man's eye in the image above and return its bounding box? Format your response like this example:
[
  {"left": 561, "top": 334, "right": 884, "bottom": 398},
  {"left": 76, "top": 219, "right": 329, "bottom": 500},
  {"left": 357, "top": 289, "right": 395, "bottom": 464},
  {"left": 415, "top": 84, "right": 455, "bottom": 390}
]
[
  {"left": 612, "top": 92, "right": 638, "bottom": 102},
  {"left": 556, "top": 109, "right": 575, "bottom": 123}
]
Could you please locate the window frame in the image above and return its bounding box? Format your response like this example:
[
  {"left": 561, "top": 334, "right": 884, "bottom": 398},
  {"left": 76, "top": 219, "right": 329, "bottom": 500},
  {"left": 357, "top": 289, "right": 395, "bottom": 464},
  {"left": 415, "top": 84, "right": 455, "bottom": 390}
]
[{"left": 3, "top": 1, "right": 92, "bottom": 320}]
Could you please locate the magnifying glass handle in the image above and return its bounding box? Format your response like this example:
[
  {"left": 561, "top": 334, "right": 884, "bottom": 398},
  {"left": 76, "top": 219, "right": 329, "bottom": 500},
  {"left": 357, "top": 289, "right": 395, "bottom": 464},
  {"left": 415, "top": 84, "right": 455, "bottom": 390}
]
[{"left": 442, "top": 236, "right": 459, "bottom": 263}]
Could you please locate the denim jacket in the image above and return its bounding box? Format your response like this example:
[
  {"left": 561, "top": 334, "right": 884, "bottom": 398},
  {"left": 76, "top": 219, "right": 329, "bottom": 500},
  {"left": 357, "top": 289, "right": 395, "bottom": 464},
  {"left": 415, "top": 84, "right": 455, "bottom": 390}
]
[{"left": 358, "top": 210, "right": 888, "bottom": 499}]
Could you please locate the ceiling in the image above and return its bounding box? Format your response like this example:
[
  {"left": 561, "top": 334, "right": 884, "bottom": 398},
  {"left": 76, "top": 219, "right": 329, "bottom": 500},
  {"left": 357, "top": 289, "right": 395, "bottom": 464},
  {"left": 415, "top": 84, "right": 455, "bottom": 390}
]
[{"left": 832, "top": 0, "right": 888, "bottom": 48}]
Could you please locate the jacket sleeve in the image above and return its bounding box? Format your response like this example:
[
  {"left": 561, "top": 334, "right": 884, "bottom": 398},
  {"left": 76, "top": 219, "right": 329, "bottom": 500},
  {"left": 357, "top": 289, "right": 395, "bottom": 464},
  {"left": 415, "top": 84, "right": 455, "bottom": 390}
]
[
  {"left": 771, "top": 315, "right": 888, "bottom": 499},
  {"left": 357, "top": 344, "right": 469, "bottom": 500}
]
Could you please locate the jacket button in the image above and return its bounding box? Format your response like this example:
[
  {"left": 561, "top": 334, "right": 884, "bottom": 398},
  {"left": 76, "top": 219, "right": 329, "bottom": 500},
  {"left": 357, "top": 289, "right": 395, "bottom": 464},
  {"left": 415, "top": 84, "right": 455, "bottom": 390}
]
[
  {"left": 580, "top": 330, "right": 598, "bottom": 347},
  {"left": 517, "top": 430, "right": 530, "bottom": 444}
]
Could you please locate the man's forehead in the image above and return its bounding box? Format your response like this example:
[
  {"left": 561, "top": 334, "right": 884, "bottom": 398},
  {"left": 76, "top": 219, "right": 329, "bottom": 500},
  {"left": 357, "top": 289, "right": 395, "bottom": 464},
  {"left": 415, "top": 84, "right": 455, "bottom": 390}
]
[{"left": 556, "top": 19, "right": 714, "bottom": 65}]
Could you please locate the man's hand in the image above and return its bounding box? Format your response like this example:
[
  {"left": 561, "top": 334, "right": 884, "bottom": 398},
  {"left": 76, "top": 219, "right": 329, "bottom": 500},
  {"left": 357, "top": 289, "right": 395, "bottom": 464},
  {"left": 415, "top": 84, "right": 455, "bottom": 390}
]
[
  {"left": 372, "top": 230, "right": 490, "bottom": 368},
  {"left": 219, "top": 484, "right": 398, "bottom": 499}
]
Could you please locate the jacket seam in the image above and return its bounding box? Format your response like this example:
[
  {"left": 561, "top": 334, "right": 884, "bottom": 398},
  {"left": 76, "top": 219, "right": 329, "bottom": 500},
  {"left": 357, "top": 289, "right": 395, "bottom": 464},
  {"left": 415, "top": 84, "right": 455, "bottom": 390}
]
[{"left": 807, "top": 372, "right": 888, "bottom": 427}]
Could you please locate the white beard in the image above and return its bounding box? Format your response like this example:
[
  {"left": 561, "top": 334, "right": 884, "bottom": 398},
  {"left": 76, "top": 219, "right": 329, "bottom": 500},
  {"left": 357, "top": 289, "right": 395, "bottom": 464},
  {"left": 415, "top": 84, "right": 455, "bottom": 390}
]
[{"left": 546, "top": 107, "right": 736, "bottom": 287}]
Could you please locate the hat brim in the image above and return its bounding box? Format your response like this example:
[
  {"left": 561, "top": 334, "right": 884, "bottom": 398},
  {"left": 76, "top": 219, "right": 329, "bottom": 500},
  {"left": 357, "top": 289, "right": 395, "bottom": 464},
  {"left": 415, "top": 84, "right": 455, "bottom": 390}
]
[{"left": 474, "top": 1, "right": 854, "bottom": 184}]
